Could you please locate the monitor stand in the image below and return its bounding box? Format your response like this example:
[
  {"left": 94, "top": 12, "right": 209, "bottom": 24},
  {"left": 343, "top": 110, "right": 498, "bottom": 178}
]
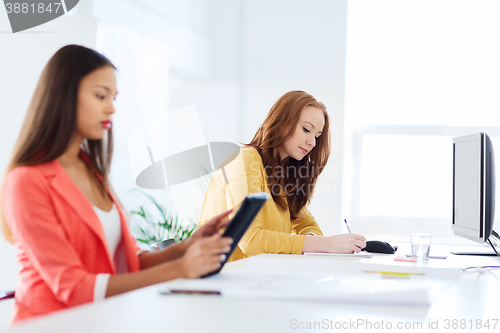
[{"left": 450, "top": 230, "right": 500, "bottom": 256}]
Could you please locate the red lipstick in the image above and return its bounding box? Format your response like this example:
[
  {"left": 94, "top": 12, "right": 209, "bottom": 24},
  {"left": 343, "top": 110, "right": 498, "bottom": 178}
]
[{"left": 101, "top": 121, "right": 112, "bottom": 129}]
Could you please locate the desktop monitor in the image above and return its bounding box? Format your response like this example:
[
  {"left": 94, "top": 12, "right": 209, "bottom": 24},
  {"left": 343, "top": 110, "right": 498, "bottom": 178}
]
[{"left": 452, "top": 132, "right": 498, "bottom": 252}]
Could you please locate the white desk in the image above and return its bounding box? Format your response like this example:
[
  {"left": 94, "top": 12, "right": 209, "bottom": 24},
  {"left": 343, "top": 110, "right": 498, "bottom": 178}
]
[{"left": 5, "top": 245, "right": 500, "bottom": 333}]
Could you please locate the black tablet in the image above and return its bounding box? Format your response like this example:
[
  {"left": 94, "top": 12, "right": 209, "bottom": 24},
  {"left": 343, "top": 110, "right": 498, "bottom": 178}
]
[{"left": 202, "top": 192, "right": 270, "bottom": 278}]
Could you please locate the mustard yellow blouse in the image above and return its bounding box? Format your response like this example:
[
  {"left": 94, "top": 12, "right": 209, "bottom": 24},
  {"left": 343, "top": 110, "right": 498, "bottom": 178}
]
[{"left": 198, "top": 147, "right": 323, "bottom": 261}]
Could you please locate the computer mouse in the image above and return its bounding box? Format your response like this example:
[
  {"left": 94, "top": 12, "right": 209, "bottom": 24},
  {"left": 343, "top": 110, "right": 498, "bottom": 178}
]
[{"left": 362, "top": 240, "right": 397, "bottom": 254}]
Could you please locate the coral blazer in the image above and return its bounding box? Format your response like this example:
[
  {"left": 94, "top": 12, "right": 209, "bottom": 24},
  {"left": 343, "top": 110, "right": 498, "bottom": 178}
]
[{"left": 1, "top": 158, "right": 140, "bottom": 323}]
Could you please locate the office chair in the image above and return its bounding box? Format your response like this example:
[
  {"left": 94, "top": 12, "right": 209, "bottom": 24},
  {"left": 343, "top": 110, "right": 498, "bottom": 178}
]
[{"left": 0, "top": 291, "right": 14, "bottom": 301}]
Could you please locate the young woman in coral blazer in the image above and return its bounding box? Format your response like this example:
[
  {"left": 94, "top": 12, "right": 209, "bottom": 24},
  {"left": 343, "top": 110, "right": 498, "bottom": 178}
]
[{"left": 1, "top": 45, "right": 232, "bottom": 324}]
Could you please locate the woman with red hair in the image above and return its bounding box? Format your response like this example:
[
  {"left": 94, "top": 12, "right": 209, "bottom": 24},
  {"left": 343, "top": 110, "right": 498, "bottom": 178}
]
[{"left": 199, "top": 90, "right": 366, "bottom": 261}]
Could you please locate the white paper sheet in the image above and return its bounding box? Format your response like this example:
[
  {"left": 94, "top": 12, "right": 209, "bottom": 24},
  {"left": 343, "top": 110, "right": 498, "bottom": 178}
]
[{"left": 159, "top": 255, "right": 461, "bottom": 306}]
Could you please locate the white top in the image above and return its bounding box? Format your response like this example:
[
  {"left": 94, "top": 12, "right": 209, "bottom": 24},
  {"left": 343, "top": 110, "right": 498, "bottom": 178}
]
[{"left": 92, "top": 204, "right": 121, "bottom": 302}]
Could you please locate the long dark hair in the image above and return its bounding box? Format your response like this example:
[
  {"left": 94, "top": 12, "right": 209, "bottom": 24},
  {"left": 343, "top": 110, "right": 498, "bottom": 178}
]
[
  {"left": 246, "top": 90, "right": 331, "bottom": 220},
  {"left": 1, "top": 44, "right": 116, "bottom": 243}
]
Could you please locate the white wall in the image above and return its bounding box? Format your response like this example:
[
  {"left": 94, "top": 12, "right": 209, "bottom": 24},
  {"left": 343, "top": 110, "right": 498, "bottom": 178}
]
[
  {"left": 92, "top": 0, "right": 243, "bottom": 221},
  {"left": 239, "top": 0, "right": 348, "bottom": 236}
]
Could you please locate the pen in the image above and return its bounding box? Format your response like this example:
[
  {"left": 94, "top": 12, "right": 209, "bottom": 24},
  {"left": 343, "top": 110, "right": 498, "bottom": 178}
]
[
  {"left": 344, "top": 219, "right": 352, "bottom": 233},
  {"left": 169, "top": 289, "right": 221, "bottom": 295}
]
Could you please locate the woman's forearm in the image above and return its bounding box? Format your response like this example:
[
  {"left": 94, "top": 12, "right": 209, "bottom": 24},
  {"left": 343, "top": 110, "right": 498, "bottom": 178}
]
[
  {"left": 302, "top": 234, "right": 366, "bottom": 254},
  {"left": 138, "top": 241, "right": 189, "bottom": 269},
  {"left": 106, "top": 258, "right": 185, "bottom": 297},
  {"left": 107, "top": 234, "right": 232, "bottom": 298},
  {"left": 302, "top": 235, "right": 329, "bottom": 252}
]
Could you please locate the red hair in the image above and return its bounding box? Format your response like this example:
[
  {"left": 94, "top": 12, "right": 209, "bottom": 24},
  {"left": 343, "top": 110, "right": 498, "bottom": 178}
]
[{"left": 246, "top": 90, "right": 330, "bottom": 219}]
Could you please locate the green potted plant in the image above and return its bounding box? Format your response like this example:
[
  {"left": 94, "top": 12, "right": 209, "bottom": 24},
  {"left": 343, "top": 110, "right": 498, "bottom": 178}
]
[{"left": 130, "top": 192, "right": 196, "bottom": 251}]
